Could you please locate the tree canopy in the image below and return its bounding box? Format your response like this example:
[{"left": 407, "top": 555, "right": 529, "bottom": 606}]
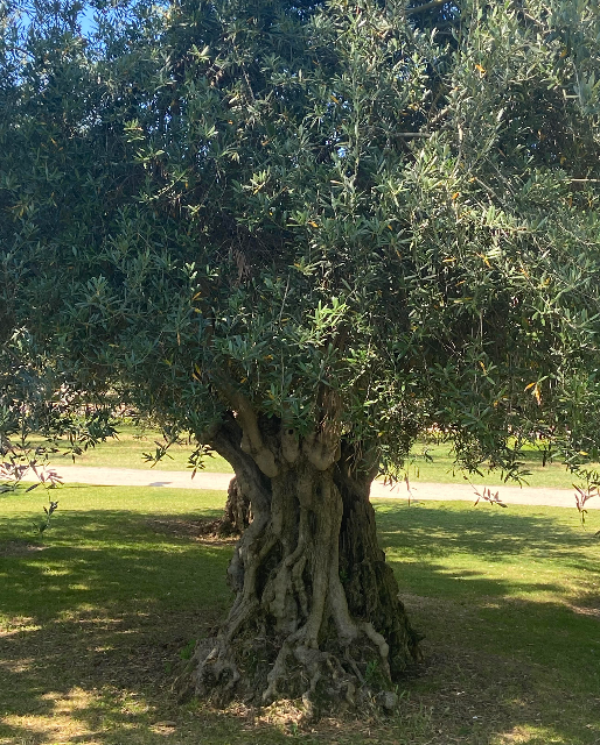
[
  {"left": 3, "top": 0, "right": 600, "bottom": 711},
  {"left": 3, "top": 0, "right": 600, "bottom": 475}
]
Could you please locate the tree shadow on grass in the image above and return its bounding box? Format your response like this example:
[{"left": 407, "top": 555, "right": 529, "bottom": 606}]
[
  {"left": 375, "top": 498, "right": 600, "bottom": 564},
  {"left": 0, "top": 510, "right": 232, "bottom": 622},
  {"left": 0, "top": 508, "right": 255, "bottom": 744},
  {"left": 0, "top": 503, "right": 598, "bottom": 745},
  {"left": 377, "top": 500, "right": 600, "bottom": 745}
]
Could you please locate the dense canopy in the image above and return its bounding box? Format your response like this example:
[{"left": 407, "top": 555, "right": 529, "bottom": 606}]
[{"left": 2, "top": 0, "right": 600, "bottom": 710}]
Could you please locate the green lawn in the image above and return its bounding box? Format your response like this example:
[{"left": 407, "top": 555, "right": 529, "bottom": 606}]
[
  {"left": 29, "top": 425, "right": 234, "bottom": 474},
  {"left": 406, "top": 439, "right": 595, "bottom": 490},
  {"left": 1, "top": 485, "right": 599, "bottom": 744},
  {"left": 30, "top": 425, "right": 593, "bottom": 491}
]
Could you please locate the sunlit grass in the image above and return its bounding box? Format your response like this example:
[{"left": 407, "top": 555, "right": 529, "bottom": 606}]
[
  {"left": 1, "top": 484, "right": 599, "bottom": 744},
  {"left": 28, "top": 424, "right": 234, "bottom": 473},
  {"left": 405, "top": 439, "right": 595, "bottom": 489}
]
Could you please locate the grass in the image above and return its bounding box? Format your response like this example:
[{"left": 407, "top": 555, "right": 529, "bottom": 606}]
[
  {"left": 1, "top": 484, "right": 599, "bottom": 745},
  {"left": 406, "top": 439, "right": 595, "bottom": 490},
  {"left": 30, "top": 425, "right": 593, "bottom": 491},
  {"left": 28, "top": 425, "right": 234, "bottom": 474}
]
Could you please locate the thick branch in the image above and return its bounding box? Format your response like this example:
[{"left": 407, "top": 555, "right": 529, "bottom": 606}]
[
  {"left": 218, "top": 385, "right": 279, "bottom": 477},
  {"left": 209, "top": 413, "right": 271, "bottom": 514},
  {"left": 405, "top": 0, "right": 450, "bottom": 16}
]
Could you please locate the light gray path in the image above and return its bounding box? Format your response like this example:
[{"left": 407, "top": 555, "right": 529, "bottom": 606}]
[{"left": 22, "top": 465, "right": 598, "bottom": 510}]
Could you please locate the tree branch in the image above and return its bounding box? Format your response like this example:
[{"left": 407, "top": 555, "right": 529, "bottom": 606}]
[
  {"left": 218, "top": 384, "right": 279, "bottom": 478},
  {"left": 209, "top": 413, "right": 272, "bottom": 514},
  {"left": 405, "top": 0, "right": 451, "bottom": 16}
]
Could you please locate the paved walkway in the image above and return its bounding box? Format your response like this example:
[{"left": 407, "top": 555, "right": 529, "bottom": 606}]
[{"left": 25, "top": 465, "right": 598, "bottom": 510}]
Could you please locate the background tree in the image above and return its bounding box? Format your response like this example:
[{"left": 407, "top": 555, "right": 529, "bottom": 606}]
[{"left": 2, "top": 0, "right": 600, "bottom": 711}]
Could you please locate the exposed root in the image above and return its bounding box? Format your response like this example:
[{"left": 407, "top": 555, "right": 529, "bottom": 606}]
[
  {"left": 263, "top": 638, "right": 295, "bottom": 703},
  {"left": 196, "top": 639, "right": 241, "bottom": 705},
  {"left": 197, "top": 609, "right": 400, "bottom": 715},
  {"left": 361, "top": 622, "right": 391, "bottom": 680}
]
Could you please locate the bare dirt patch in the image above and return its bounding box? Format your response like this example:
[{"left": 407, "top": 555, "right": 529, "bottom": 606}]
[
  {"left": 146, "top": 517, "right": 238, "bottom": 545},
  {"left": 0, "top": 540, "right": 47, "bottom": 557},
  {"left": 570, "top": 604, "right": 600, "bottom": 620}
]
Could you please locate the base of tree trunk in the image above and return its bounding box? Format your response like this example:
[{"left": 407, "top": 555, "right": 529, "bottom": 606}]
[
  {"left": 194, "top": 622, "right": 406, "bottom": 717},
  {"left": 191, "top": 425, "right": 421, "bottom": 717},
  {"left": 193, "top": 478, "right": 251, "bottom": 538}
]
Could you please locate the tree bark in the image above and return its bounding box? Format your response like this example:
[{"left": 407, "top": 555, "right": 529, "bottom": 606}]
[
  {"left": 195, "top": 413, "right": 419, "bottom": 713},
  {"left": 219, "top": 477, "right": 251, "bottom": 535}
]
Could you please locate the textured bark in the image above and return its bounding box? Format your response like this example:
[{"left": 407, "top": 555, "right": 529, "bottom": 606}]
[
  {"left": 219, "top": 477, "right": 251, "bottom": 535},
  {"left": 194, "top": 413, "right": 418, "bottom": 713},
  {"left": 336, "top": 443, "right": 421, "bottom": 680}
]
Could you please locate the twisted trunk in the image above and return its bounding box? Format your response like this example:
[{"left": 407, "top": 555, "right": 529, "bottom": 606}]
[{"left": 196, "top": 413, "right": 418, "bottom": 713}]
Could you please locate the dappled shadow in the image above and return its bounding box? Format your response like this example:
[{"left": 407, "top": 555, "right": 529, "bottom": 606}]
[
  {"left": 0, "top": 507, "right": 247, "bottom": 744},
  {"left": 0, "top": 510, "right": 231, "bottom": 623},
  {"left": 0, "top": 503, "right": 599, "bottom": 744},
  {"left": 375, "top": 500, "right": 600, "bottom": 744},
  {"left": 376, "top": 499, "right": 600, "bottom": 637},
  {"left": 375, "top": 498, "right": 599, "bottom": 562}
]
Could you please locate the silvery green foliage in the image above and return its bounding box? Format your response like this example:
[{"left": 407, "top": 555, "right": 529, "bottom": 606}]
[{"left": 2, "top": 0, "right": 600, "bottom": 481}]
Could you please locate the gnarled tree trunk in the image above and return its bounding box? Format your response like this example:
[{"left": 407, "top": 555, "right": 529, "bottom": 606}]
[{"left": 196, "top": 412, "right": 418, "bottom": 713}]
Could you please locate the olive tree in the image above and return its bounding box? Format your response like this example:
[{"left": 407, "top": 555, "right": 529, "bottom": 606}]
[{"left": 2, "top": 0, "right": 600, "bottom": 710}]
